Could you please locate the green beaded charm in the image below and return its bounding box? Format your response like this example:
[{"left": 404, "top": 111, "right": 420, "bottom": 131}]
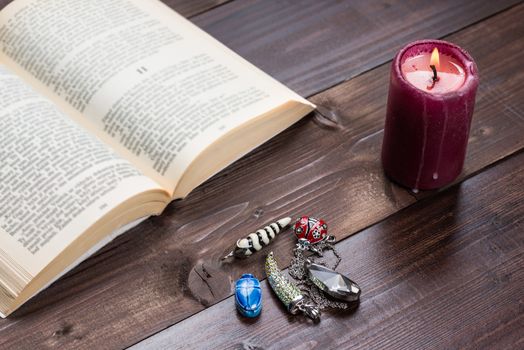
[{"left": 265, "top": 252, "right": 320, "bottom": 321}]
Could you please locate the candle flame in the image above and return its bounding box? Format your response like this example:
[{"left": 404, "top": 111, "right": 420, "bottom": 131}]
[{"left": 430, "top": 47, "right": 440, "bottom": 70}]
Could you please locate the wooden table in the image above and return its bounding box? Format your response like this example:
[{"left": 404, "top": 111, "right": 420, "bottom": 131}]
[{"left": 1, "top": 1, "right": 523, "bottom": 349}]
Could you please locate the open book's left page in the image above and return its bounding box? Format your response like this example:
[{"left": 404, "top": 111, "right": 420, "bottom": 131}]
[
  {"left": 0, "top": 0, "right": 314, "bottom": 197},
  {"left": 0, "top": 65, "right": 168, "bottom": 316}
]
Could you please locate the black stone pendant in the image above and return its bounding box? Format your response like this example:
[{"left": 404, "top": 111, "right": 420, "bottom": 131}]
[{"left": 306, "top": 261, "right": 361, "bottom": 302}]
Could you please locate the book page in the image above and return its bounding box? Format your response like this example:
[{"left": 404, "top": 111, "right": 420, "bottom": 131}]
[
  {"left": 0, "top": 0, "right": 314, "bottom": 195},
  {"left": 0, "top": 65, "right": 165, "bottom": 292}
]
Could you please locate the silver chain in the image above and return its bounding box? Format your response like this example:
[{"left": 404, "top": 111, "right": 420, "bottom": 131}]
[{"left": 288, "top": 242, "right": 350, "bottom": 310}]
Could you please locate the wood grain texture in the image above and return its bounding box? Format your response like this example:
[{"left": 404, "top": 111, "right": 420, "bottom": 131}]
[
  {"left": 161, "top": 0, "right": 232, "bottom": 17},
  {"left": 132, "top": 150, "right": 524, "bottom": 350},
  {"left": 0, "top": 0, "right": 231, "bottom": 17},
  {"left": 192, "top": 0, "right": 521, "bottom": 97},
  {"left": 1, "top": 2, "right": 524, "bottom": 350}
]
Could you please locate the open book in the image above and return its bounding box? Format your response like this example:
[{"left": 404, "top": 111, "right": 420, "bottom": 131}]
[{"left": 0, "top": 0, "right": 314, "bottom": 317}]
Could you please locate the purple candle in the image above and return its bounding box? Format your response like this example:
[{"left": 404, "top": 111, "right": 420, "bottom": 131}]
[{"left": 382, "top": 39, "right": 479, "bottom": 191}]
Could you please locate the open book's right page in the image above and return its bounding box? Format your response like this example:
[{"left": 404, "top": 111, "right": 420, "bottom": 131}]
[{"left": 0, "top": 0, "right": 315, "bottom": 196}]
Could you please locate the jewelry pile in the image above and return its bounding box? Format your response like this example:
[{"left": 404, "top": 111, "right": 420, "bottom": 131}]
[{"left": 229, "top": 216, "right": 361, "bottom": 322}]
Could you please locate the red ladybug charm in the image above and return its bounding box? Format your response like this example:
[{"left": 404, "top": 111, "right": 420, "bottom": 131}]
[{"left": 293, "top": 216, "right": 329, "bottom": 245}]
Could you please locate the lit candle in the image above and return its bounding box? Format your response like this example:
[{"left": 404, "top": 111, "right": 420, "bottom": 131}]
[
  {"left": 402, "top": 47, "right": 466, "bottom": 93},
  {"left": 382, "top": 40, "right": 479, "bottom": 191}
]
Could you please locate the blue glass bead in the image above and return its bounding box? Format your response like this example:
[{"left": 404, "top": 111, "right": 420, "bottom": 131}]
[{"left": 235, "top": 274, "right": 262, "bottom": 318}]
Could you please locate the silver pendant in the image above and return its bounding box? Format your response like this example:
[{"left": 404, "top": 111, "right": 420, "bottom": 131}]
[
  {"left": 222, "top": 217, "right": 291, "bottom": 260},
  {"left": 305, "top": 260, "right": 361, "bottom": 302},
  {"left": 265, "top": 252, "right": 320, "bottom": 322}
]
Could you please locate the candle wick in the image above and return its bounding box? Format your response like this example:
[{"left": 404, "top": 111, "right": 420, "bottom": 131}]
[
  {"left": 429, "top": 64, "right": 438, "bottom": 81},
  {"left": 427, "top": 64, "right": 440, "bottom": 90},
  {"left": 430, "top": 65, "right": 438, "bottom": 82}
]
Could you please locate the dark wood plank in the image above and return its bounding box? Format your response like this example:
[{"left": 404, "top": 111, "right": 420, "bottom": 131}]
[
  {"left": 193, "top": 0, "right": 521, "bottom": 97},
  {"left": 2, "top": 3, "right": 524, "bottom": 350},
  {"left": 161, "top": 0, "right": 232, "bottom": 17},
  {"left": 0, "top": 0, "right": 231, "bottom": 18},
  {"left": 131, "top": 150, "right": 524, "bottom": 350}
]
